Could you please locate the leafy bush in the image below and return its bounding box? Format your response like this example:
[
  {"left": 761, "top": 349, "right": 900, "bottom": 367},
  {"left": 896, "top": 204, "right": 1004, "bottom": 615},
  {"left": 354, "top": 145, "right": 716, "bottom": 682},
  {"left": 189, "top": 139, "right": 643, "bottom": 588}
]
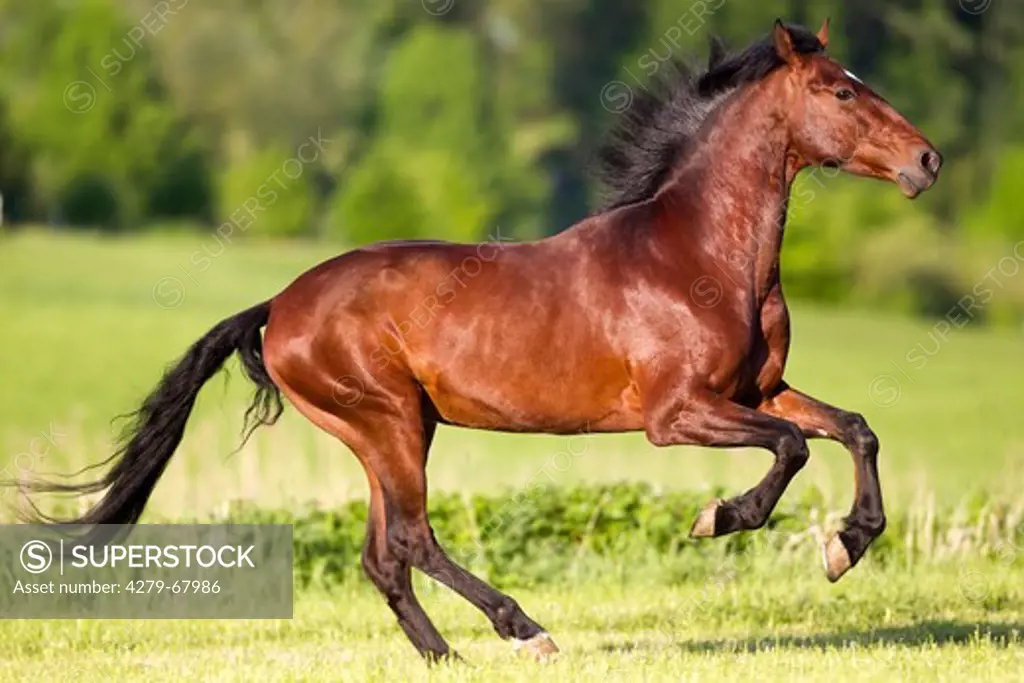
[
  {"left": 326, "top": 143, "right": 496, "bottom": 245},
  {"left": 202, "top": 483, "right": 1024, "bottom": 590},
  {"left": 0, "top": 1, "right": 189, "bottom": 229},
  {"left": 216, "top": 146, "right": 315, "bottom": 238},
  {"left": 325, "top": 25, "right": 500, "bottom": 245},
  {"left": 963, "top": 146, "right": 1024, "bottom": 242}
]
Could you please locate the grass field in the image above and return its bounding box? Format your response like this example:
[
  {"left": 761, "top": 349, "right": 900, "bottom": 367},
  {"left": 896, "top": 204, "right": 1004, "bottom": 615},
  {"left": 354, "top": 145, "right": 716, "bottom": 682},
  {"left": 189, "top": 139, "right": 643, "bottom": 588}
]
[
  {"left": 0, "top": 230, "right": 1022, "bottom": 681},
  {"left": 1, "top": 562, "right": 1021, "bottom": 682}
]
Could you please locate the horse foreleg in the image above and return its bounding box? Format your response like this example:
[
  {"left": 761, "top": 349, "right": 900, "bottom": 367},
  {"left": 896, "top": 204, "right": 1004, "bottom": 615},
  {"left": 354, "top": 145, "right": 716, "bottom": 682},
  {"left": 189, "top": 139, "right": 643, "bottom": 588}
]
[
  {"left": 642, "top": 383, "right": 810, "bottom": 538},
  {"left": 759, "top": 384, "right": 885, "bottom": 582}
]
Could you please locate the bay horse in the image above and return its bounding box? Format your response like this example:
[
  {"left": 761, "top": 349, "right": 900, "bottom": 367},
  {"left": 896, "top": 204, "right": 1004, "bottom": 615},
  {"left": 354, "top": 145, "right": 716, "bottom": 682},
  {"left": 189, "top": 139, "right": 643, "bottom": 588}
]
[{"left": 20, "top": 20, "right": 940, "bottom": 660}]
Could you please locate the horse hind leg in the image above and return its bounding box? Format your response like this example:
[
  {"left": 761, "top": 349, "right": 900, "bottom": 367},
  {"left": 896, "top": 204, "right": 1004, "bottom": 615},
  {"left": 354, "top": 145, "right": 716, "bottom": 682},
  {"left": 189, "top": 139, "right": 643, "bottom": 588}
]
[
  {"left": 266, "top": 378, "right": 454, "bottom": 661},
  {"left": 362, "top": 465, "right": 454, "bottom": 661},
  {"left": 267, "top": 340, "right": 556, "bottom": 659},
  {"left": 368, "top": 406, "right": 559, "bottom": 660}
]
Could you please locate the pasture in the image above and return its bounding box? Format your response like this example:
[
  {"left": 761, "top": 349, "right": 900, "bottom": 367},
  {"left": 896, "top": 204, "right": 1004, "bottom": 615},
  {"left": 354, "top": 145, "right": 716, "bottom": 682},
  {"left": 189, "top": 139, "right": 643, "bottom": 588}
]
[
  {"left": 0, "top": 230, "right": 1022, "bottom": 681},
  {"left": 0, "top": 564, "right": 1021, "bottom": 682}
]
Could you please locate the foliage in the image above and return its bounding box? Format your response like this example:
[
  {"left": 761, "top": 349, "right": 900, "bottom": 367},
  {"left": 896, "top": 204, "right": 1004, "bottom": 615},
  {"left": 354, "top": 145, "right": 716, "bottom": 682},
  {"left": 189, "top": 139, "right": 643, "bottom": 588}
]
[
  {"left": 216, "top": 145, "right": 315, "bottom": 238},
  {"left": 328, "top": 25, "right": 502, "bottom": 244},
  {"left": 962, "top": 146, "right": 1024, "bottom": 242},
  {"left": 203, "top": 483, "right": 1024, "bottom": 589},
  {"left": 326, "top": 144, "right": 427, "bottom": 244},
  {"left": 328, "top": 142, "right": 496, "bottom": 245},
  {"left": 0, "top": 0, "right": 191, "bottom": 227}
]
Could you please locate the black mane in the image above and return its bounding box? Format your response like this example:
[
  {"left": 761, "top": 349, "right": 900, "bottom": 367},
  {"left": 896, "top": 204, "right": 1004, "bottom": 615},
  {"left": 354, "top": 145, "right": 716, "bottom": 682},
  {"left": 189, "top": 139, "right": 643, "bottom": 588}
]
[{"left": 596, "top": 24, "right": 824, "bottom": 211}]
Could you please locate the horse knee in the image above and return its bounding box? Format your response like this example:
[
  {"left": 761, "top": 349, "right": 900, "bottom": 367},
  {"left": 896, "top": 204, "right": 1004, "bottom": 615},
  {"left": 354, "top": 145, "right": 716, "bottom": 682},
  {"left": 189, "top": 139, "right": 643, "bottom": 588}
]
[
  {"left": 776, "top": 424, "right": 809, "bottom": 469},
  {"left": 842, "top": 413, "right": 879, "bottom": 458}
]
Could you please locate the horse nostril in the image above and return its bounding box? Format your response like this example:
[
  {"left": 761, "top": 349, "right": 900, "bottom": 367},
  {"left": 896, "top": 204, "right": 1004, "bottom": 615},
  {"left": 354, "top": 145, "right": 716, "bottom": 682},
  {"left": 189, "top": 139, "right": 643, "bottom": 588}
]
[{"left": 920, "top": 149, "right": 942, "bottom": 176}]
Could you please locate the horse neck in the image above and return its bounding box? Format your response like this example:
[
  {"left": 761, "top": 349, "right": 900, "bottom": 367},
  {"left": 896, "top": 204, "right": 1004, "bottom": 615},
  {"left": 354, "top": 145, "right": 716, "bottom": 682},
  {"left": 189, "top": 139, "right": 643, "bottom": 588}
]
[{"left": 653, "top": 81, "right": 799, "bottom": 303}]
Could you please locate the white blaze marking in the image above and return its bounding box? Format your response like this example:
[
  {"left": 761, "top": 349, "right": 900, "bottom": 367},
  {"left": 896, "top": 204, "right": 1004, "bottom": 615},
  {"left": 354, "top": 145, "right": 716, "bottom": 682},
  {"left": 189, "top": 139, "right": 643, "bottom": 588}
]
[{"left": 843, "top": 68, "right": 863, "bottom": 84}]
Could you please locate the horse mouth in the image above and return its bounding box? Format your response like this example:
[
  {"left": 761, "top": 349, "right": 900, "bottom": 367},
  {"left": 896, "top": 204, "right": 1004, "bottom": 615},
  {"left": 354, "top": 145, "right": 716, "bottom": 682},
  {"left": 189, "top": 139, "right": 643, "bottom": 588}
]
[{"left": 897, "top": 172, "right": 923, "bottom": 199}]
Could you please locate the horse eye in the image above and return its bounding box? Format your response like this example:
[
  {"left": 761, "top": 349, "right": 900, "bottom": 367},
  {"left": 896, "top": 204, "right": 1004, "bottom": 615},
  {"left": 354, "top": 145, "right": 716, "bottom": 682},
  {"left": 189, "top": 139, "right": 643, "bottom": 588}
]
[{"left": 836, "top": 88, "right": 855, "bottom": 101}]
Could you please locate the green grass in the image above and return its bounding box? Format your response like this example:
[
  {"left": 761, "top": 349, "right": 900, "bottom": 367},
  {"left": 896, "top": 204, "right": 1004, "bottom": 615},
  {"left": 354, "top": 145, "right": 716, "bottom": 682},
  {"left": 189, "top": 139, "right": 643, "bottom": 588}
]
[
  {"left": 0, "top": 562, "right": 1020, "bottom": 681},
  {"left": 1, "top": 229, "right": 1022, "bottom": 516}
]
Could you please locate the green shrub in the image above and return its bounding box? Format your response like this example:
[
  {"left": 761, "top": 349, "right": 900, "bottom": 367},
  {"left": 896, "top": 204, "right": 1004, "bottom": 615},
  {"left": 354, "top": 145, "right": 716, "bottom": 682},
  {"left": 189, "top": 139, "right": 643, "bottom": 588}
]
[
  {"left": 325, "top": 144, "right": 427, "bottom": 245},
  {"left": 199, "top": 483, "right": 1024, "bottom": 590},
  {"left": 216, "top": 146, "right": 315, "bottom": 238},
  {"left": 326, "top": 143, "right": 496, "bottom": 245}
]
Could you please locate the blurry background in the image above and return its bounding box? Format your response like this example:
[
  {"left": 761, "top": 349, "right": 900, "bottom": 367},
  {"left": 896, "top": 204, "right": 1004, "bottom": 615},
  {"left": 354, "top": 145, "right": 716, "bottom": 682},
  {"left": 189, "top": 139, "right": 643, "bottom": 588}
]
[{"left": 0, "top": 0, "right": 1022, "bottom": 517}]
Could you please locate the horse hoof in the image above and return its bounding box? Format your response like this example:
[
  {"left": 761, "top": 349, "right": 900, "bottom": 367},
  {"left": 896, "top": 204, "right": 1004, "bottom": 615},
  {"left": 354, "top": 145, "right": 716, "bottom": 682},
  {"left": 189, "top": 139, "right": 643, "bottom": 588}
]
[
  {"left": 822, "top": 533, "right": 852, "bottom": 583},
  {"left": 514, "top": 632, "right": 560, "bottom": 661},
  {"left": 425, "top": 649, "right": 464, "bottom": 666},
  {"left": 689, "top": 499, "right": 722, "bottom": 538}
]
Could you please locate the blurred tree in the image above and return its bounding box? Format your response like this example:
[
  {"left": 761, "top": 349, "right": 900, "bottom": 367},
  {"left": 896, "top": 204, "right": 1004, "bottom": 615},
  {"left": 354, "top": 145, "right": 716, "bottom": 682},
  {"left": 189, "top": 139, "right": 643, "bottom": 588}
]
[
  {"left": 328, "top": 143, "right": 491, "bottom": 245},
  {"left": 217, "top": 144, "right": 315, "bottom": 238},
  {"left": 149, "top": 0, "right": 384, "bottom": 170},
  {"left": 327, "top": 24, "right": 497, "bottom": 243},
  {"left": 148, "top": 0, "right": 389, "bottom": 235},
  {"left": 539, "top": 0, "right": 648, "bottom": 227},
  {"left": 880, "top": 2, "right": 970, "bottom": 220},
  {"left": 0, "top": 0, "right": 192, "bottom": 228},
  {"left": 477, "top": 1, "right": 578, "bottom": 238},
  {"left": 327, "top": 144, "right": 427, "bottom": 245},
  {"left": 377, "top": 25, "right": 489, "bottom": 172}
]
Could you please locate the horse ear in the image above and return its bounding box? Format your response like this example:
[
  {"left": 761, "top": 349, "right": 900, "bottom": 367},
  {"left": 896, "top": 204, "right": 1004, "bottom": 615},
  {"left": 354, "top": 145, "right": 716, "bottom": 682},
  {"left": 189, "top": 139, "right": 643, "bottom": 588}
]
[
  {"left": 708, "top": 35, "right": 727, "bottom": 68},
  {"left": 817, "top": 17, "right": 830, "bottom": 49},
  {"left": 772, "top": 20, "right": 797, "bottom": 65}
]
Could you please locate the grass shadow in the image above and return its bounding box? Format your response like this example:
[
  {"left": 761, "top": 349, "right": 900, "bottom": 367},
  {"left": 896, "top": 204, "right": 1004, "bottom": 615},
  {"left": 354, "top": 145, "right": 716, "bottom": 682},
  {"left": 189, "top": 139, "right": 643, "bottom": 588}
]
[{"left": 600, "top": 620, "right": 1024, "bottom": 655}]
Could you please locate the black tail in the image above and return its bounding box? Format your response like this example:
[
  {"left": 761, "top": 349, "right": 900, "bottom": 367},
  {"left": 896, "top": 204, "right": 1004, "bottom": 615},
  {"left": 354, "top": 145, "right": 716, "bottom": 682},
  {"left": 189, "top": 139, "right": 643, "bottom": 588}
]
[{"left": 16, "top": 301, "right": 282, "bottom": 526}]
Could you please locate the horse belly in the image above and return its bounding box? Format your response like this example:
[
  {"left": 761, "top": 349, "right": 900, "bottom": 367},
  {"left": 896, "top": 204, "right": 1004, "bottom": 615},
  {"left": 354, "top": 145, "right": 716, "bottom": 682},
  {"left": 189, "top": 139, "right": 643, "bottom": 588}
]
[{"left": 413, "top": 353, "right": 642, "bottom": 434}]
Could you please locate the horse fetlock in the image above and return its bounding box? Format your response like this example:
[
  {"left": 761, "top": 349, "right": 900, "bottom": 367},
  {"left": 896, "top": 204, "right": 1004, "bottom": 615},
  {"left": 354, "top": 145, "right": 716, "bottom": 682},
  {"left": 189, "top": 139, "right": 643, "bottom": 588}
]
[
  {"left": 496, "top": 597, "right": 546, "bottom": 642},
  {"left": 733, "top": 502, "right": 770, "bottom": 531},
  {"left": 852, "top": 513, "right": 887, "bottom": 538},
  {"left": 493, "top": 598, "right": 521, "bottom": 638}
]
